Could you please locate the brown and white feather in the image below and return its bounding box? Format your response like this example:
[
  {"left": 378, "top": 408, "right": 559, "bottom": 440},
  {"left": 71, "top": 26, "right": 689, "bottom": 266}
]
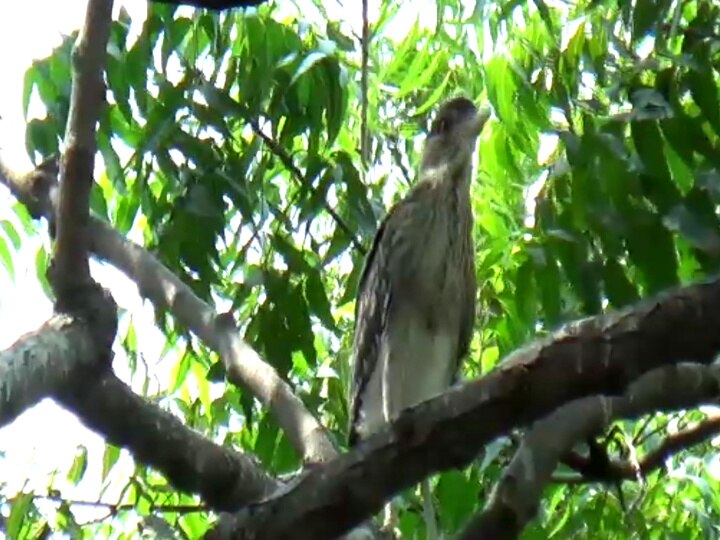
[{"left": 349, "top": 98, "right": 488, "bottom": 445}]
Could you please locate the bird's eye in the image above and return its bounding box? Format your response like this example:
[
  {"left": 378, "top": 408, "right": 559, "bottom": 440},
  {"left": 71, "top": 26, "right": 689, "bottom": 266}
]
[{"left": 433, "top": 118, "right": 448, "bottom": 135}]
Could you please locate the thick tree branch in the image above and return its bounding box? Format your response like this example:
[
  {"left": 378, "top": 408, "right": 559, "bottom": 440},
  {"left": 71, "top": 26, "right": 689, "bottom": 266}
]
[
  {"left": 52, "top": 0, "right": 113, "bottom": 296},
  {"left": 459, "top": 396, "right": 610, "bottom": 540},
  {"left": 460, "top": 362, "right": 720, "bottom": 540},
  {"left": 0, "top": 246, "right": 276, "bottom": 512},
  {"left": 54, "top": 370, "right": 279, "bottom": 511},
  {"left": 0, "top": 315, "right": 97, "bottom": 427},
  {"left": 563, "top": 366, "right": 720, "bottom": 483},
  {"left": 206, "top": 280, "right": 720, "bottom": 540},
  {"left": 90, "top": 214, "right": 336, "bottom": 464}
]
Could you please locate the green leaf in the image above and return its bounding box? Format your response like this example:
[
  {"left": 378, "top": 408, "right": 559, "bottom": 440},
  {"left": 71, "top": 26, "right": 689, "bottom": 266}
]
[
  {"left": 207, "top": 361, "right": 226, "bottom": 382},
  {"left": 0, "top": 236, "right": 14, "bottom": 280},
  {"left": 686, "top": 60, "right": 720, "bottom": 137},
  {"left": 254, "top": 413, "right": 279, "bottom": 467},
  {"left": 631, "top": 121, "right": 679, "bottom": 212},
  {"left": 273, "top": 429, "right": 302, "bottom": 473},
  {"left": 305, "top": 269, "right": 336, "bottom": 330},
  {"left": 533, "top": 246, "right": 562, "bottom": 325},
  {"left": 25, "top": 118, "right": 61, "bottom": 159},
  {"left": 290, "top": 50, "right": 331, "bottom": 86},
  {"left": 601, "top": 260, "right": 639, "bottom": 308},
  {"left": 7, "top": 492, "right": 33, "bottom": 538},
  {"left": 335, "top": 151, "right": 376, "bottom": 237},
  {"left": 515, "top": 258, "right": 537, "bottom": 323},
  {"left": 285, "top": 283, "right": 318, "bottom": 367},
  {"left": 663, "top": 204, "right": 720, "bottom": 255},
  {"left": 272, "top": 234, "right": 311, "bottom": 273},
  {"left": 257, "top": 302, "right": 293, "bottom": 375},
  {"left": 380, "top": 20, "right": 420, "bottom": 80},
  {"left": 322, "top": 58, "right": 346, "bottom": 147},
  {"left": 34, "top": 246, "right": 51, "bottom": 299},
  {"left": 552, "top": 231, "right": 601, "bottom": 315},
  {"left": 437, "top": 471, "right": 476, "bottom": 533},
  {"left": 101, "top": 444, "right": 121, "bottom": 482},
  {"left": 22, "top": 65, "right": 39, "bottom": 119},
  {"left": 632, "top": 0, "right": 670, "bottom": 42},
  {"left": 67, "top": 446, "right": 88, "bottom": 485},
  {"left": 531, "top": 0, "right": 555, "bottom": 35},
  {"left": 326, "top": 22, "right": 355, "bottom": 51},
  {"left": 415, "top": 70, "right": 453, "bottom": 115},
  {"left": 170, "top": 352, "right": 193, "bottom": 393},
  {"left": 401, "top": 47, "right": 448, "bottom": 98},
  {"left": 486, "top": 56, "right": 519, "bottom": 127},
  {"left": 626, "top": 214, "right": 678, "bottom": 293},
  {"left": 0, "top": 220, "right": 21, "bottom": 250}
]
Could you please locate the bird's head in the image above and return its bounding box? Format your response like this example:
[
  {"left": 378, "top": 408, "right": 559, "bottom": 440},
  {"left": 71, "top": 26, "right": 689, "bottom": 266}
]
[{"left": 420, "top": 97, "right": 491, "bottom": 176}]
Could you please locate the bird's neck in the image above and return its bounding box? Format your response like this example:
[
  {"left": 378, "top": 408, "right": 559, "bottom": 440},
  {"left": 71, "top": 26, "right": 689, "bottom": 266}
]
[{"left": 420, "top": 156, "right": 474, "bottom": 192}]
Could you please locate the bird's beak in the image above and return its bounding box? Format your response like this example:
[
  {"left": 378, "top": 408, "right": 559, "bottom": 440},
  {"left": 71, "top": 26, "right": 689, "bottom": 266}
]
[{"left": 467, "top": 105, "right": 492, "bottom": 137}]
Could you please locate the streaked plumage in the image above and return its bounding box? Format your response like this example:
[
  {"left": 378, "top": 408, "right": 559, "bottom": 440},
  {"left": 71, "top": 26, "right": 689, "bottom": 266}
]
[{"left": 349, "top": 97, "right": 489, "bottom": 446}]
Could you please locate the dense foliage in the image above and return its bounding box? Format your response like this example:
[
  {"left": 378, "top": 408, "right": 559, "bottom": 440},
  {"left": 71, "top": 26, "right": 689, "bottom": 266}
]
[{"left": 4, "top": 0, "right": 720, "bottom": 537}]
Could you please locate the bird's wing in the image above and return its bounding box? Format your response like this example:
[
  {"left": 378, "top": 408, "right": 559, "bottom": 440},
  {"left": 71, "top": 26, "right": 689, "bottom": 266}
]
[
  {"left": 348, "top": 183, "right": 437, "bottom": 444},
  {"left": 348, "top": 211, "right": 392, "bottom": 445},
  {"left": 454, "top": 251, "right": 477, "bottom": 378}
]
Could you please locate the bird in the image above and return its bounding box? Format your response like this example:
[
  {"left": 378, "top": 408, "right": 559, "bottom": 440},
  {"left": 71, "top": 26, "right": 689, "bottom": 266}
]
[{"left": 348, "top": 96, "right": 490, "bottom": 538}]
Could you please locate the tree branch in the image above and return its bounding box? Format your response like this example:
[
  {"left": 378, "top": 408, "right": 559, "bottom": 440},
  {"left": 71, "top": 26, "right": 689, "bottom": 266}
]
[
  {"left": 54, "top": 369, "right": 280, "bottom": 511},
  {"left": 459, "top": 396, "right": 610, "bottom": 540},
  {"left": 636, "top": 413, "right": 720, "bottom": 473},
  {"left": 0, "top": 315, "right": 97, "bottom": 427},
  {"left": 360, "top": 0, "right": 370, "bottom": 165},
  {"left": 459, "top": 362, "right": 720, "bottom": 540},
  {"left": 0, "top": 160, "right": 336, "bottom": 466},
  {"left": 89, "top": 214, "right": 337, "bottom": 464},
  {"left": 52, "top": 0, "right": 113, "bottom": 297},
  {"left": 205, "top": 280, "right": 720, "bottom": 540},
  {"left": 7, "top": 164, "right": 720, "bottom": 537},
  {"left": 8, "top": 156, "right": 720, "bottom": 536},
  {"left": 563, "top": 367, "right": 720, "bottom": 483}
]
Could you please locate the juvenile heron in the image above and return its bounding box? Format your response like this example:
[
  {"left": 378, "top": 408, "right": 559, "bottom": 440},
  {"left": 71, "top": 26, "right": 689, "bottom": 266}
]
[{"left": 349, "top": 97, "right": 490, "bottom": 538}]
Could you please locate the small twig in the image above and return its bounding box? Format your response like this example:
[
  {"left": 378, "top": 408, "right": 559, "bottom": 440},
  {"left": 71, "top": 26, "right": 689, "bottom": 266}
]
[
  {"left": 37, "top": 493, "right": 206, "bottom": 514},
  {"left": 631, "top": 414, "right": 657, "bottom": 445},
  {"left": 387, "top": 135, "right": 413, "bottom": 187},
  {"left": 562, "top": 414, "right": 720, "bottom": 484},
  {"left": 460, "top": 362, "right": 720, "bottom": 540},
  {"left": 360, "top": 0, "right": 370, "bottom": 166},
  {"left": 249, "top": 120, "right": 366, "bottom": 255}
]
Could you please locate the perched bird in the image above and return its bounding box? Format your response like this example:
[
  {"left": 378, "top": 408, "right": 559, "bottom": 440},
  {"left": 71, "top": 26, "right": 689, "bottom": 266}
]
[{"left": 348, "top": 97, "right": 490, "bottom": 538}]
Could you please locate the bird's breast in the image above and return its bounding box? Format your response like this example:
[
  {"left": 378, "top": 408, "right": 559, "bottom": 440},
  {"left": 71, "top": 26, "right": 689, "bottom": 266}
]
[{"left": 388, "top": 187, "right": 473, "bottom": 331}]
